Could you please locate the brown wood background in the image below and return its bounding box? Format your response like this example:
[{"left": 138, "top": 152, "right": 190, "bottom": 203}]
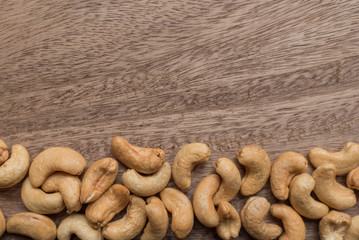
[{"left": 1, "top": 0, "right": 359, "bottom": 239}]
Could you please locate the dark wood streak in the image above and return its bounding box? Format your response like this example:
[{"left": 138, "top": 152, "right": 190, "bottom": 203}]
[{"left": 1, "top": 0, "right": 359, "bottom": 239}]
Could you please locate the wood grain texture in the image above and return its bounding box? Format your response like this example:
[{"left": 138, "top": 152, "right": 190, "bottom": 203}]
[{"left": 1, "top": 0, "right": 359, "bottom": 239}]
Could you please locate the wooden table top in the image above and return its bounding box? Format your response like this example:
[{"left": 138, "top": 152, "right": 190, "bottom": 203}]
[{"left": 1, "top": 1, "right": 359, "bottom": 239}]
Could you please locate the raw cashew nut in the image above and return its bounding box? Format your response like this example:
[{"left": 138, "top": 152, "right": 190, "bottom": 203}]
[
  {"left": 0, "top": 139, "right": 9, "bottom": 164},
  {"left": 0, "top": 208, "right": 5, "bottom": 237},
  {"left": 102, "top": 195, "right": 147, "bottom": 240},
  {"left": 0, "top": 143, "right": 30, "bottom": 188},
  {"left": 85, "top": 184, "right": 130, "bottom": 229},
  {"left": 122, "top": 162, "right": 171, "bottom": 197},
  {"left": 309, "top": 142, "right": 359, "bottom": 175},
  {"left": 81, "top": 158, "right": 119, "bottom": 204},
  {"left": 111, "top": 136, "right": 165, "bottom": 174},
  {"left": 319, "top": 210, "right": 351, "bottom": 240},
  {"left": 270, "top": 203, "right": 306, "bottom": 240},
  {"left": 6, "top": 212, "right": 56, "bottom": 240},
  {"left": 270, "top": 152, "right": 308, "bottom": 200},
  {"left": 213, "top": 158, "right": 241, "bottom": 205},
  {"left": 193, "top": 174, "right": 220, "bottom": 228},
  {"left": 344, "top": 215, "right": 359, "bottom": 240},
  {"left": 346, "top": 167, "right": 359, "bottom": 190},
  {"left": 289, "top": 173, "right": 329, "bottom": 219},
  {"left": 141, "top": 196, "right": 169, "bottom": 240},
  {"left": 313, "top": 163, "right": 356, "bottom": 210},
  {"left": 172, "top": 143, "right": 210, "bottom": 190},
  {"left": 240, "top": 196, "right": 282, "bottom": 240},
  {"left": 29, "top": 147, "right": 87, "bottom": 187},
  {"left": 237, "top": 145, "right": 271, "bottom": 196},
  {"left": 216, "top": 201, "right": 241, "bottom": 240},
  {"left": 57, "top": 214, "right": 103, "bottom": 240},
  {"left": 42, "top": 172, "right": 82, "bottom": 213},
  {"left": 160, "top": 188, "right": 194, "bottom": 239},
  {"left": 21, "top": 177, "right": 65, "bottom": 214}
]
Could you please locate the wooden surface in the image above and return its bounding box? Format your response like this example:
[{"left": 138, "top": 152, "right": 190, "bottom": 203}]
[{"left": 1, "top": 0, "right": 359, "bottom": 239}]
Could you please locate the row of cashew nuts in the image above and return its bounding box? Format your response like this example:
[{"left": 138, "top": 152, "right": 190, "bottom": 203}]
[{"left": 1, "top": 137, "right": 359, "bottom": 239}]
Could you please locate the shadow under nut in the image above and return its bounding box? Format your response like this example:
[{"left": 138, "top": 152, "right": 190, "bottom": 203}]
[
  {"left": 81, "top": 158, "right": 119, "bottom": 204},
  {"left": 237, "top": 145, "right": 271, "bottom": 196},
  {"left": 160, "top": 188, "right": 194, "bottom": 239},
  {"left": 216, "top": 201, "right": 241, "bottom": 240},
  {"left": 111, "top": 136, "right": 165, "bottom": 174},
  {"left": 21, "top": 178, "right": 65, "bottom": 214},
  {"left": 313, "top": 164, "right": 356, "bottom": 210},
  {"left": 122, "top": 162, "right": 171, "bottom": 197},
  {"left": 193, "top": 174, "right": 220, "bottom": 228},
  {"left": 270, "top": 152, "right": 308, "bottom": 201},
  {"left": 172, "top": 143, "right": 210, "bottom": 190},
  {"left": 102, "top": 195, "right": 147, "bottom": 240},
  {"left": 0, "top": 144, "right": 30, "bottom": 189},
  {"left": 6, "top": 212, "right": 56, "bottom": 240},
  {"left": 29, "top": 147, "right": 87, "bottom": 187},
  {"left": 240, "top": 197, "right": 282, "bottom": 240},
  {"left": 319, "top": 210, "right": 351, "bottom": 240}
]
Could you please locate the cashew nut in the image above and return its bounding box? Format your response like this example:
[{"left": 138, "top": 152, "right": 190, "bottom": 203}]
[
  {"left": 111, "top": 136, "right": 165, "bottom": 174},
  {"left": 270, "top": 203, "right": 306, "bottom": 240},
  {"left": 0, "top": 208, "right": 5, "bottom": 237},
  {"left": 172, "top": 143, "right": 210, "bottom": 190},
  {"left": 42, "top": 172, "right": 82, "bottom": 213},
  {"left": 313, "top": 163, "right": 356, "bottom": 210},
  {"left": 240, "top": 196, "right": 282, "bottom": 240},
  {"left": 344, "top": 215, "right": 359, "bottom": 240},
  {"left": 319, "top": 210, "right": 351, "bottom": 240},
  {"left": 160, "top": 187, "right": 194, "bottom": 239},
  {"left": 57, "top": 214, "right": 103, "bottom": 240},
  {"left": 193, "top": 174, "right": 220, "bottom": 228},
  {"left": 6, "top": 212, "right": 56, "bottom": 240},
  {"left": 21, "top": 177, "right": 65, "bottom": 214},
  {"left": 122, "top": 162, "right": 171, "bottom": 197},
  {"left": 29, "top": 147, "right": 87, "bottom": 187},
  {"left": 102, "top": 195, "right": 147, "bottom": 240},
  {"left": 213, "top": 158, "right": 241, "bottom": 205},
  {"left": 0, "top": 139, "right": 9, "bottom": 164},
  {"left": 346, "top": 166, "right": 359, "bottom": 190},
  {"left": 81, "top": 157, "right": 119, "bottom": 204},
  {"left": 309, "top": 142, "right": 359, "bottom": 175},
  {"left": 237, "top": 145, "right": 271, "bottom": 196},
  {"left": 85, "top": 184, "right": 130, "bottom": 229},
  {"left": 270, "top": 152, "right": 308, "bottom": 200},
  {"left": 216, "top": 201, "right": 241, "bottom": 240},
  {"left": 141, "top": 196, "right": 169, "bottom": 240},
  {"left": 0, "top": 143, "right": 30, "bottom": 188}
]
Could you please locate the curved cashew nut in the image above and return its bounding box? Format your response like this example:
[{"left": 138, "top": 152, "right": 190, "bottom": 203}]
[
  {"left": 102, "top": 195, "right": 147, "bottom": 240},
  {"left": 0, "top": 208, "right": 5, "bottom": 237},
  {"left": 193, "top": 174, "right": 220, "bottom": 228},
  {"left": 309, "top": 142, "right": 359, "bottom": 175},
  {"left": 172, "top": 143, "right": 210, "bottom": 190},
  {"left": 289, "top": 173, "right": 329, "bottom": 219},
  {"left": 240, "top": 196, "right": 282, "bottom": 240},
  {"left": 270, "top": 152, "right": 308, "bottom": 200},
  {"left": 237, "top": 145, "right": 271, "bottom": 196},
  {"left": 0, "top": 139, "right": 9, "bottom": 164},
  {"left": 81, "top": 158, "right": 119, "bottom": 204},
  {"left": 111, "top": 136, "right": 165, "bottom": 174},
  {"left": 141, "top": 196, "right": 169, "bottom": 240},
  {"left": 270, "top": 203, "right": 306, "bottom": 240},
  {"left": 319, "top": 210, "right": 351, "bottom": 240},
  {"left": 213, "top": 158, "right": 241, "bottom": 205},
  {"left": 160, "top": 187, "right": 194, "bottom": 239},
  {"left": 0, "top": 143, "right": 30, "bottom": 188},
  {"left": 85, "top": 184, "right": 130, "bottom": 229},
  {"left": 6, "top": 212, "right": 56, "bottom": 240},
  {"left": 122, "top": 162, "right": 171, "bottom": 197},
  {"left": 42, "top": 172, "right": 82, "bottom": 213},
  {"left": 313, "top": 163, "right": 356, "bottom": 210},
  {"left": 346, "top": 166, "right": 359, "bottom": 190},
  {"left": 57, "top": 214, "right": 103, "bottom": 240},
  {"left": 29, "top": 147, "right": 86, "bottom": 187},
  {"left": 216, "top": 201, "right": 241, "bottom": 240},
  {"left": 21, "top": 177, "right": 65, "bottom": 214},
  {"left": 344, "top": 215, "right": 359, "bottom": 240}
]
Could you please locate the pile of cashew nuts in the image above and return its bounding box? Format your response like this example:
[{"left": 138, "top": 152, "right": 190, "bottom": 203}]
[{"left": 1, "top": 137, "right": 359, "bottom": 240}]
